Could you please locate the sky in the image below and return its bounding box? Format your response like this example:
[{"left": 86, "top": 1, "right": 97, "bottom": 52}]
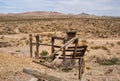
[{"left": 0, "top": 0, "right": 120, "bottom": 16}]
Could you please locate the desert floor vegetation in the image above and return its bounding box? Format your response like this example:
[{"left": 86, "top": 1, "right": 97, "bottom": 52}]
[{"left": 0, "top": 16, "right": 120, "bottom": 81}]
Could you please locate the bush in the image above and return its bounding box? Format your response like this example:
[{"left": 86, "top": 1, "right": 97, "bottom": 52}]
[
  {"left": 117, "top": 41, "right": 120, "bottom": 45},
  {"left": 40, "top": 50, "right": 48, "bottom": 56},
  {"left": 97, "top": 57, "right": 120, "bottom": 65}
]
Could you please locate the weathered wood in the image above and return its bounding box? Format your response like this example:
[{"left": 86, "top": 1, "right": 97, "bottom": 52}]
[
  {"left": 63, "top": 39, "right": 66, "bottom": 61},
  {"left": 73, "top": 39, "right": 78, "bottom": 61},
  {"left": 23, "top": 68, "right": 62, "bottom": 81},
  {"left": 33, "top": 60, "right": 57, "bottom": 70},
  {"left": 50, "top": 37, "right": 78, "bottom": 64},
  {"left": 35, "top": 35, "right": 39, "bottom": 58},
  {"left": 29, "top": 77, "right": 38, "bottom": 81},
  {"left": 29, "top": 34, "right": 33, "bottom": 57},
  {"left": 52, "top": 37, "right": 65, "bottom": 40},
  {"left": 78, "top": 57, "right": 84, "bottom": 79},
  {"left": 32, "top": 43, "right": 61, "bottom": 47},
  {"left": 51, "top": 37, "right": 55, "bottom": 60}
]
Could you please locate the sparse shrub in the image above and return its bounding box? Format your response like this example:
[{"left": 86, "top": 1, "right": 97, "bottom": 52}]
[
  {"left": 47, "top": 33, "right": 54, "bottom": 37},
  {"left": 25, "top": 40, "right": 29, "bottom": 45},
  {"left": 91, "top": 46, "right": 101, "bottom": 49},
  {"left": 117, "top": 52, "right": 120, "bottom": 55},
  {"left": 117, "top": 41, "right": 120, "bottom": 45},
  {"left": 81, "top": 40, "right": 88, "bottom": 43},
  {"left": 110, "top": 43, "right": 114, "bottom": 47},
  {"left": 0, "top": 36, "right": 4, "bottom": 39},
  {"left": 40, "top": 50, "right": 48, "bottom": 57},
  {"left": 86, "top": 49, "right": 90, "bottom": 52},
  {"left": 86, "top": 66, "right": 91, "bottom": 70},
  {"left": 97, "top": 57, "right": 120, "bottom": 65},
  {"left": 101, "top": 46, "right": 108, "bottom": 50},
  {"left": 78, "top": 40, "right": 88, "bottom": 46},
  {"left": 91, "top": 41, "right": 94, "bottom": 44},
  {"left": 16, "top": 50, "right": 21, "bottom": 52}
]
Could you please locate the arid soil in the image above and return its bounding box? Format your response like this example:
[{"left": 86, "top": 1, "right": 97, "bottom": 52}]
[
  {"left": 0, "top": 36, "right": 120, "bottom": 81},
  {"left": 0, "top": 16, "right": 120, "bottom": 81},
  {"left": 0, "top": 16, "right": 120, "bottom": 39}
]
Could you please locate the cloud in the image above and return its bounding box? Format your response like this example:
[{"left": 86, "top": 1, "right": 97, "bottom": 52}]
[{"left": 0, "top": 0, "right": 120, "bottom": 16}]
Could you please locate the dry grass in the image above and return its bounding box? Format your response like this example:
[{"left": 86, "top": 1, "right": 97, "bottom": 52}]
[{"left": 0, "top": 17, "right": 120, "bottom": 39}]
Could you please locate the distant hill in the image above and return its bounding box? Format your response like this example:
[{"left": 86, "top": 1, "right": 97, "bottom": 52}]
[
  {"left": 0, "top": 11, "right": 64, "bottom": 17},
  {"left": 0, "top": 11, "right": 118, "bottom": 18},
  {"left": 16, "top": 11, "right": 64, "bottom": 16}
]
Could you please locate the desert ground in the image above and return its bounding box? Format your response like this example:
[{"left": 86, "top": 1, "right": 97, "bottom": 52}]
[{"left": 0, "top": 14, "right": 120, "bottom": 81}]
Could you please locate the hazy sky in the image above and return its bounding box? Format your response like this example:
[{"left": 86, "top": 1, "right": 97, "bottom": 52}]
[{"left": 0, "top": 0, "right": 120, "bottom": 16}]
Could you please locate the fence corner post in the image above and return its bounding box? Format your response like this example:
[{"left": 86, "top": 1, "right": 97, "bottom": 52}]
[
  {"left": 35, "top": 34, "right": 39, "bottom": 59},
  {"left": 29, "top": 34, "right": 33, "bottom": 58}
]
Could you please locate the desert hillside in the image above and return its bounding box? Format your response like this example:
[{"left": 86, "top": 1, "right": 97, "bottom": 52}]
[
  {"left": 0, "top": 12, "right": 120, "bottom": 39},
  {"left": 0, "top": 12, "right": 120, "bottom": 81}
]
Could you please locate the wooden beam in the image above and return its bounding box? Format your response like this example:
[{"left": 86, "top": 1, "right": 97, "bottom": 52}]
[
  {"left": 33, "top": 60, "right": 57, "bottom": 70},
  {"left": 29, "top": 34, "right": 33, "bottom": 58},
  {"left": 23, "top": 68, "right": 62, "bottom": 81},
  {"left": 35, "top": 35, "right": 39, "bottom": 58},
  {"left": 32, "top": 43, "right": 61, "bottom": 48},
  {"left": 50, "top": 37, "right": 78, "bottom": 64},
  {"left": 52, "top": 37, "right": 65, "bottom": 40}
]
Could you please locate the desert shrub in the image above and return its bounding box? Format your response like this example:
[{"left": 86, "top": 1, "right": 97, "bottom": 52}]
[
  {"left": 97, "top": 57, "right": 120, "bottom": 65},
  {"left": 86, "top": 49, "right": 90, "bottom": 52},
  {"left": 91, "top": 46, "right": 101, "bottom": 49},
  {"left": 86, "top": 66, "right": 91, "bottom": 70},
  {"left": 0, "top": 36, "right": 4, "bottom": 39},
  {"left": 110, "top": 43, "right": 114, "bottom": 47},
  {"left": 78, "top": 39, "right": 88, "bottom": 46},
  {"left": 81, "top": 39, "right": 88, "bottom": 43},
  {"left": 25, "top": 40, "right": 29, "bottom": 45},
  {"left": 91, "top": 46, "right": 110, "bottom": 53},
  {"left": 101, "top": 46, "right": 108, "bottom": 50},
  {"left": 91, "top": 41, "right": 94, "bottom": 44},
  {"left": 47, "top": 33, "right": 54, "bottom": 37},
  {"left": 117, "top": 41, "right": 120, "bottom": 45},
  {"left": 40, "top": 50, "right": 48, "bottom": 56},
  {"left": 117, "top": 52, "right": 120, "bottom": 55}
]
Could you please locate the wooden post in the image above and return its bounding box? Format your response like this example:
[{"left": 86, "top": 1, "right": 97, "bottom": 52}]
[
  {"left": 29, "top": 34, "right": 33, "bottom": 57},
  {"left": 73, "top": 39, "right": 78, "bottom": 59},
  {"left": 51, "top": 37, "right": 55, "bottom": 54},
  {"left": 71, "top": 38, "right": 78, "bottom": 66},
  {"left": 63, "top": 38, "right": 66, "bottom": 61},
  {"left": 51, "top": 37, "right": 55, "bottom": 60},
  {"left": 51, "top": 37, "right": 78, "bottom": 64},
  {"left": 23, "top": 68, "right": 62, "bottom": 81},
  {"left": 78, "top": 57, "right": 83, "bottom": 79},
  {"left": 35, "top": 35, "right": 39, "bottom": 58}
]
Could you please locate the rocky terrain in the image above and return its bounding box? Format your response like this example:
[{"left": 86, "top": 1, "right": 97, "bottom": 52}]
[
  {"left": 0, "top": 11, "right": 120, "bottom": 39},
  {"left": 0, "top": 12, "right": 120, "bottom": 81}
]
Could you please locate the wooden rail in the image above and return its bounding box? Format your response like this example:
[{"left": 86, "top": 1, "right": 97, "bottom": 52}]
[
  {"left": 29, "top": 35, "right": 66, "bottom": 58},
  {"left": 29, "top": 34, "right": 87, "bottom": 80},
  {"left": 23, "top": 68, "right": 62, "bottom": 81},
  {"left": 50, "top": 37, "right": 78, "bottom": 64}
]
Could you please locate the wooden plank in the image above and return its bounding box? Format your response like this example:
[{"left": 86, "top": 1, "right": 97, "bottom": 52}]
[
  {"left": 35, "top": 35, "right": 39, "bottom": 58},
  {"left": 52, "top": 37, "right": 65, "bottom": 40},
  {"left": 68, "top": 46, "right": 87, "bottom": 49},
  {"left": 29, "top": 34, "right": 33, "bottom": 57},
  {"left": 32, "top": 43, "right": 61, "bottom": 48},
  {"left": 65, "top": 49, "right": 85, "bottom": 52},
  {"left": 78, "top": 57, "right": 84, "bottom": 79},
  {"left": 29, "top": 77, "right": 38, "bottom": 81},
  {"left": 50, "top": 37, "right": 78, "bottom": 64},
  {"left": 51, "top": 37, "right": 55, "bottom": 61},
  {"left": 23, "top": 68, "right": 62, "bottom": 81},
  {"left": 33, "top": 60, "right": 57, "bottom": 70}
]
